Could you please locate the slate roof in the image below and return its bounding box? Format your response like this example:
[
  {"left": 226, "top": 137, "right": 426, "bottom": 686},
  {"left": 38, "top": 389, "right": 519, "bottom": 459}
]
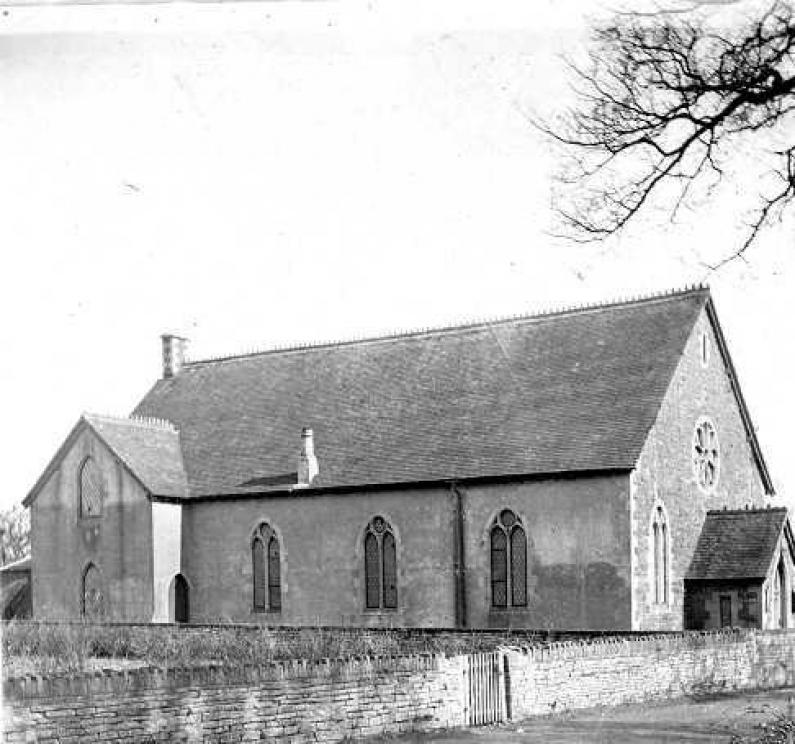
[
  {"left": 686, "top": 508, "right": 790, "bottom": 581},
  {"left": 24, "top": 414, "right": 189, "bottom": 504},
  {"left": 1, "top": 577, "right": 30, "bottom": 619},
  {"left": 84, "top": 414, "right": 189, "bottom": 499},
  {"left": 131, "top": 287, "right": 721, "bottom": 497}
]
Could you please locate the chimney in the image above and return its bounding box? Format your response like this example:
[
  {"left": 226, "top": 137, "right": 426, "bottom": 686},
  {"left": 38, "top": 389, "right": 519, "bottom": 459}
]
[
  {"left": 297, "top": 427, "right": 319, "bottom": 486},
  {"left": 161, "top": 334, "right": 188, "bottom": 379}
]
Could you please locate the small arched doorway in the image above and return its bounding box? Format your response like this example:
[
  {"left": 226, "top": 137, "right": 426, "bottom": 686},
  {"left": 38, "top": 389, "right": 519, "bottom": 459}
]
[
  {"left": 82, "top": 563, "right": 106, "bottom": 619},
  {"left": 170, "top": 574, "right": 189, "bottom": 623}
]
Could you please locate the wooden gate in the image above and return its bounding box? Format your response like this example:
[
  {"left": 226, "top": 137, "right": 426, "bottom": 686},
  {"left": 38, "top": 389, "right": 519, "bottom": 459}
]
[{"left": 465, "top": 652, "right": 507, "bottom": 726}]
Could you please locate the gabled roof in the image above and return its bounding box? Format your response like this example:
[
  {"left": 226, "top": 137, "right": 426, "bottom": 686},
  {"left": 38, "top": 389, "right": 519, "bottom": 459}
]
[
  {"left": 85, "top": 414, "right": 189, "bottom": 499},
  {"left": 2, "top": 576, "right": 31, "bottom": 620},
  {"left": 24, "top": 414, "right": 188, "bottom": 506},
  {"left": 128, "top": 286, "right": 770, "bottom": 498},
  {"left": 686, "top": 507, "right": 792, "bottom": 581}
]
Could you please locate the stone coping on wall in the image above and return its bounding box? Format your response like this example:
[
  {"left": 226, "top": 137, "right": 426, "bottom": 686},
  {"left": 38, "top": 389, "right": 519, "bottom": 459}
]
[
  {"left": 507, "top": 628, "right": 755, "bottom": 661},
  {"left": 3, "top": 628, "right": 761, "bottom": 702},
  {"left": 3, "top": 653, "right": 446, "bottom": 701}
]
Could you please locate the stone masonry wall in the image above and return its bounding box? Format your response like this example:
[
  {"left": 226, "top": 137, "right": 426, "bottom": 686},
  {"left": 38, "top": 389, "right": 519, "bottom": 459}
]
[
  {"left": 462, "top": 474, "right": 631, "bottom": 631},
  {"left": 756, "top": 631, "right": 795, "bottom": 687},
  {"left": 7, "top": 630, "right": 795, "bottom": 742},
  {"left": 3, "top": 655, "right": 467, "bottom": 743},
  {"left": 631, "top": 307, "right": 770, "bottom": 631},
  {"left": 507, "top": 630, "right": 795, "bottom": 719},
  {"left": 181, "top": 486, "right": 456, "bottom": 627}
]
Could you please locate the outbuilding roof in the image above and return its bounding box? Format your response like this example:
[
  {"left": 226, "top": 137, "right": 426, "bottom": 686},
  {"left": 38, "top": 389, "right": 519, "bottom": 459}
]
[
  {"left": 84, "top": 414, "right": 189, "bottom": 499},
  {"left": 127, "top": 286, "right": 769, "bottom": 498},
  {"left": 686, "top": 507, "right": 792, "bottom": 581},
  {"left": 24, "top": 414, "right": 189, "bottom": 505}
]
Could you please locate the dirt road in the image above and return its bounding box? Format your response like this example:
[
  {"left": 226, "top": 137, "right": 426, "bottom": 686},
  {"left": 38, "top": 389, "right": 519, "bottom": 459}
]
[{"left": 388, "top": 688, "right": 795, "bottom": 743}]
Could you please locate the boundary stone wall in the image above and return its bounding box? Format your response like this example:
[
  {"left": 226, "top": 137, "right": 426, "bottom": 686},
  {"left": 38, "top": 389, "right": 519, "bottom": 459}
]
[
  {"left": 3, "top": 655, "right": 467, "bottom": 743},
  {"left": 6, "top": 629, "right": 795, "bottom": 742},
  {"left": 507, "top": 630, "right": 757, "bottom": 718}
]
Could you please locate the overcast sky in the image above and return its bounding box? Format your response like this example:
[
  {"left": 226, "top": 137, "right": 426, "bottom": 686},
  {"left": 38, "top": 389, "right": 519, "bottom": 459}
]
[{"left": 2, "top": 0, "right": 793, "bottom": 512}]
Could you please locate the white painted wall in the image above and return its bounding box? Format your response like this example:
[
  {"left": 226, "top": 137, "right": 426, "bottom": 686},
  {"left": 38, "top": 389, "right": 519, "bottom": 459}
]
[{"left": 151, "top": 501, "right": 182, "bottom": 622}]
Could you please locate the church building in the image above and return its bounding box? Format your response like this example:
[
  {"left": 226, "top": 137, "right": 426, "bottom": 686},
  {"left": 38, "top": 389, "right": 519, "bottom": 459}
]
[{"left": 23, "top": 286, "right": 793, "bottom": 630}]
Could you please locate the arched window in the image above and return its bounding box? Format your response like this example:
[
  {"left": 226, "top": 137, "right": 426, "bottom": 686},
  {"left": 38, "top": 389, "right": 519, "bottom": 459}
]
[
  {"left": 79, "top": 457, "right": 104, "bottom": 518},
  {"left": 652, "top": 506, "right": 669, "bottom": 604},
  {"left": 490, "top": 509, "right": 527, "bottom": 608},
  {"left": 82, "top": 563, "right": 105, "bottom": 618},
  {"left": 252, "top": 523, "right": 281, "bottom": 612},
  {"left": 364, "top": 516, "right": 397, "bottom": 610}
]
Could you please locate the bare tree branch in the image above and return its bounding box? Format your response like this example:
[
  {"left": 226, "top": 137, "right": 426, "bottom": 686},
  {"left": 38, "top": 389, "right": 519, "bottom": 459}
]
[{"left": 542, "top": 1, "right": 795, "bottom": 260}]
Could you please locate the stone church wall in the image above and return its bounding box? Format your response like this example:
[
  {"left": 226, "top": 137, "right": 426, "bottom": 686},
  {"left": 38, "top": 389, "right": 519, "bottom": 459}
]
[
  {"left": 631, "top": 308, "right": 770, "bottom": 630},
  {"left": 762, "top": 542, "right": 795, "bottom": 630},
  {"left": 182, "top": 473, "right": 632, "bottom": 629},
  {"left": 181, "top": 486, "right": 457, "bottom": 626},
  {"left": 461, "top": 474, "right": 631, "bottom": 630},
  {"left": 30, "top": 427, "right": 153, "bottom": 621}
]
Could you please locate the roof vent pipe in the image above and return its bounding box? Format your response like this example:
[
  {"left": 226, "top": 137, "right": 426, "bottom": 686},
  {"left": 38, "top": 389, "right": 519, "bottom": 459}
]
[
  {"left": 297, "top": 427, "right": 319, "bottom": 486},
  {"left": 161, "top": 334, "right": 189, "bottom": 379}
]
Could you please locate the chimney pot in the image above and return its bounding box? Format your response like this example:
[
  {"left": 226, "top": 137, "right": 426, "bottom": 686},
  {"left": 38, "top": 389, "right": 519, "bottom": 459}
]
[
  {"left": 297, "top": 427, "right": 319, "bottom": 486},
  {"left": 161, "top": 334, "right": 188, "bottom": 379}
]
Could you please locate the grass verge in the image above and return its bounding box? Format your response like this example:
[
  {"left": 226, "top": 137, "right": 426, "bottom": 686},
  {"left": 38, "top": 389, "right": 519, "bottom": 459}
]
[{"left": 2, "top": 621, "right": 514, "bottom": 675}]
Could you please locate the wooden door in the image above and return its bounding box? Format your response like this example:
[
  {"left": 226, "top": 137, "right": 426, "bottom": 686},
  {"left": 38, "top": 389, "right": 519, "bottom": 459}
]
[
  {"left": 720, "top": 595, "right": 732, "bottom": 628},
  {"left": 174, "top": 574, "right": 189, "bottom": 623}
]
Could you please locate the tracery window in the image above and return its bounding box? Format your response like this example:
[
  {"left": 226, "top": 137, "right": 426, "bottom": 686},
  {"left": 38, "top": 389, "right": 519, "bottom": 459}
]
[
  {"left": 79, "top": 457, "right": 104, "bottom": 518},
  {"left": 693, "top": 419, "right": 719, "bottom": 491},
  {"left": 364, "top": 516, "right": 397, "bottom": 610},
  {"left": 252, "top": 523, "right": 281, "bottom": 612},
  {"left": 651, "top": 506, "right": 669, "bottom": 604},
  {"left": 82, "top": 563, "right": 105, "bottom": 618},
  {"left": 490, "top": 509, "right": 527, "bottom": 608}
]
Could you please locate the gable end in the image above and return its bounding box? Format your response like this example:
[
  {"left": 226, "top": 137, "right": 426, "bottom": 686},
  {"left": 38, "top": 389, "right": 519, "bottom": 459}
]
[
  {"left": 704, "top": 298, "right": 774, "bottom": 495},
  {"left": 23, "top": 417, "right": 154, "bottom": 508}
]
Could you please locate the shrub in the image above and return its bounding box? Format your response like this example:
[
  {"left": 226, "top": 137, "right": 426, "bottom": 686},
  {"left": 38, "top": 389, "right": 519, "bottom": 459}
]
[{"left": 2, "top": 621, "right": 531, "bottom": 675}]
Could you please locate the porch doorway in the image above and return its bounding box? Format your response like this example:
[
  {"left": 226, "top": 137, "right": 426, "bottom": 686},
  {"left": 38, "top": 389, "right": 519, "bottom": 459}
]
[{"left": 719, "top": 595, "right": 732, "bottom": 628}]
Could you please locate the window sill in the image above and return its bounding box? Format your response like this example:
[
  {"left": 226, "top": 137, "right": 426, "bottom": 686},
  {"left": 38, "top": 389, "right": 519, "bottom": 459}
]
[{"left": 487, "top": 607, "right": 532, "bottom": 628}]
